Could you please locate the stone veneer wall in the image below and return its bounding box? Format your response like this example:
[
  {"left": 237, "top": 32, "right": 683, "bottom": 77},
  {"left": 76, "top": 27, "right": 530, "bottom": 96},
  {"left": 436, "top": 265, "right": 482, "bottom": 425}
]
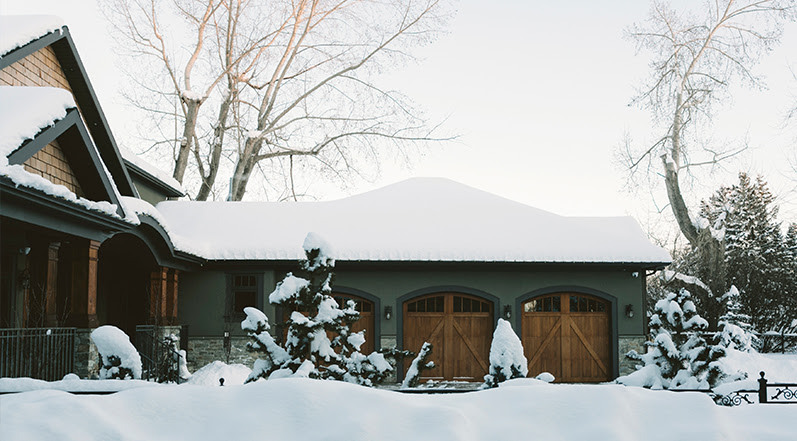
[
  {"left": 185, "top": 334, "right": 402, "bottom": 383},
  {"left": 186, "top": 336, "right": 258, "bottom": 372},
  {"left": 74, "top": 328, "right": 99, "bottom": 379},
  {"left": 618, "top": 335, "right": 647, "bottom": 377}
]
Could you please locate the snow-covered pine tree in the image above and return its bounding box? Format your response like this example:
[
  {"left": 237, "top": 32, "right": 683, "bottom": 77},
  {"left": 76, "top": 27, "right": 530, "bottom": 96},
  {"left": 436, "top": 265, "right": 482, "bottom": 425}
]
[
  {"left": 401, "top": 342, "right": 435, "bottom": 388},
  {"left": 716, "top": 286, "right": 755, "bottom": 352},
  {"left": 621, "top": 288, "right": 743, "bottom": 389},
  {"left": 483, "top": 319, "right": 528, "bottom": 388},
  {"left": 244, "top": 232, "right": 392, "bottom": 384}
]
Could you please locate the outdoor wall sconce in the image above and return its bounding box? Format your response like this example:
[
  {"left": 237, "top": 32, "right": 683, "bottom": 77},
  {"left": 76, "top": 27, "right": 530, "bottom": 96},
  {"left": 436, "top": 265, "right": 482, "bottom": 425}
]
[
  {"left": 384, "top": 306, "right": 392, "bottom": 320},
  {"left": 625, "top": 304, "right": 634, "bottom": 318},
  {"left": 503, "top": 305, "right": 512, "bottom": 320}
]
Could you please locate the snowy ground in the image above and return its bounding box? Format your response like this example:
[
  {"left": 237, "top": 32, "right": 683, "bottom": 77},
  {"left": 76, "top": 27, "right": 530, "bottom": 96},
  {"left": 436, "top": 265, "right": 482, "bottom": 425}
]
[{"left": 1, "top": 350, "right": 796, "bottom": 441}]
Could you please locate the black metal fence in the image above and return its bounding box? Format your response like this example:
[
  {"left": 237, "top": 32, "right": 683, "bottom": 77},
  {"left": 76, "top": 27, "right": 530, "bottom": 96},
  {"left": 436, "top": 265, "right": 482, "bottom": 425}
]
[
  {"left": 687, "top": 372, "right": 797, "bottom": 406},
  {"left": 134, "top": 325, "right": 182, "bottom": 383},
  {"left": 0, "top": 327, "right": 76, "bottom": 381}
]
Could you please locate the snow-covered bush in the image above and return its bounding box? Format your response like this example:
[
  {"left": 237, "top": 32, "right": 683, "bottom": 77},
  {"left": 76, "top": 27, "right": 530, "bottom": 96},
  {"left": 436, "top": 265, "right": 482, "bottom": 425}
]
[
  {"left": 716, "top": 286, "right": 755, "bottom": 352},
  {"left": 91, "top": 325, "right": 142, "bottom": 380},
  {"left": 243, "top": 232, "right": 392, "bottom": 385},
  {"left": 483, "top": 319, "right": 528, "bottom": 388},
  {"left": 617, "top": 289, "right": 744, "bottom": 389},
  {"left": 401, "top": 342, "right": 435, "bottom": 388}
]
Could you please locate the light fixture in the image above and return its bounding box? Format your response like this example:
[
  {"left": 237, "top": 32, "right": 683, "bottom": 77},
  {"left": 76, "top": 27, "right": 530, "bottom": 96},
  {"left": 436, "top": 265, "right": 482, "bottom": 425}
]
[
  {"left": 625, "top": 304, "right": 634, "bottom": 318},
  {"left": 384, "top": 306, "right": 392, "bottom": 320},
  {"left": 631, "top": 271, "right": 639, "bottom": 278},
  {"left": 503, "top": 305, "right": 512, "bottom": 320}
]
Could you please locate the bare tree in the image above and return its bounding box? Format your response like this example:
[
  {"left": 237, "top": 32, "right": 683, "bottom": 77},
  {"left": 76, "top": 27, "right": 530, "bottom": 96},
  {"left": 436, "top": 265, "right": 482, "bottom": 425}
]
[
  {"left": 621, "top": 0, "right": 795, "bottom": 246},
  {"left": 104, "top": 0, "right": 449, "bottom": 201},
  {"left": 620, "top": 0, "right": 797, "bottom": 329}
]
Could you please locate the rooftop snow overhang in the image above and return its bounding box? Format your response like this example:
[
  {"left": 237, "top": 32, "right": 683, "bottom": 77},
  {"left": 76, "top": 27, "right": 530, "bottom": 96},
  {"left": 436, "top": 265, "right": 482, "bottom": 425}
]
[
  {"left": 124, "top": 159, "right": 185, "bottom": 198},
  {"left": 0, "top": 25, "right": 138, "bottom": 199},
  {"left": 5, "top": 107, "right": 127, "bottom": 219}
]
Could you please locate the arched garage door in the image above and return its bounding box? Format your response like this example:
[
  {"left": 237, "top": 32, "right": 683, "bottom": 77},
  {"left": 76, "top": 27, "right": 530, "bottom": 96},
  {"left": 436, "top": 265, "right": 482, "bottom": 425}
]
[
  {"left": 403, "top": 293, "right": 493, "bottom": 381},
  {"left": 522, "top": 293, "right": 611, "bottom": 383},
  {"left": 280, "top": 293, "right": 374, "bottom": 354},
  {"left": 333, "top": 293, "right": 374, "bottom": 354}
]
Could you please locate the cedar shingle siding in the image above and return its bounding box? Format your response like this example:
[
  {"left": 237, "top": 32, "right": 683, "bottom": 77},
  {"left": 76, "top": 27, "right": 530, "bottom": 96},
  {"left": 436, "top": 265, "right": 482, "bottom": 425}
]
[
  {"left": 0, "top": 46, "right": 70, "bottom": 89},
  {"left": 23, "top": 139, "right": 85, "bottom": 197}
]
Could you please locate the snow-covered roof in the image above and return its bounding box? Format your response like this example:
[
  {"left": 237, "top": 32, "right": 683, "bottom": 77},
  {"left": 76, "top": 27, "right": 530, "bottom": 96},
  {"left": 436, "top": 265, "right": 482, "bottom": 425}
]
[
  {"left": 0, "top": 86, "right": 74, "bottom": 157},
  {"left": 0, "top": 15, "right": 63, "bottom": 57},
  {"left": 0, "top": 86, "right": 124, "bottom": 219},
  {"left": 119, "top": 146, "right": 185, "bottom": 195},
  {"left": 156, "top": 178, "right": 672, "bottom": 264}
]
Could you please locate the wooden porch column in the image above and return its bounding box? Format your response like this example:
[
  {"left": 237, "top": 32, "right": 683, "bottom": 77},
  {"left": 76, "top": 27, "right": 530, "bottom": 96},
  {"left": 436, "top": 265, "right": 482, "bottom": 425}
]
[
  {"left": 150, "top": 267, "right": 168, "bottom": 324},
  {"left": 166, "top": 269, "right": 179, "bottom": 325},
  {"left": 66, "top": 240, "right": 99, "bottom": 328},
  {"left": 44, "top": 242, "right": 61, "bottom": 326}
]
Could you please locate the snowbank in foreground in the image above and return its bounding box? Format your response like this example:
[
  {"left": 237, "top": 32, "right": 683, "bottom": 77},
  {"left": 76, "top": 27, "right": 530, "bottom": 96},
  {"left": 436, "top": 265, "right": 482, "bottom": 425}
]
[
  {"left": 185, "top": 361, "right": 252, "bottom": 386},
  {"left": 2, "top": 378, "right": 796, "bottom": 441}
]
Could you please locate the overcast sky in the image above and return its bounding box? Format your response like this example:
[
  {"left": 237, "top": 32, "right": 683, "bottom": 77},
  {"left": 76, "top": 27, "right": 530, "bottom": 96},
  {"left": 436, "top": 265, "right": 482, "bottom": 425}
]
[{"left": 2, "top": 0, "right": 796, "bottom": 232}]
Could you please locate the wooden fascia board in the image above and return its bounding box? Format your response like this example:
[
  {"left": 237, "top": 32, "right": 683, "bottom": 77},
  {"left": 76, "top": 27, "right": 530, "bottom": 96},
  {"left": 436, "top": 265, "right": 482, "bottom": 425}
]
[{"left": 6, "top": 108, "right": 126, "bottom": 218}]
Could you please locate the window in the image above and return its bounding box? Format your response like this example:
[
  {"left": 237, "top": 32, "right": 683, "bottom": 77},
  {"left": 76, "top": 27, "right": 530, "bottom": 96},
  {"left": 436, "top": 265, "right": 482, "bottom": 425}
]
[
  {"left": 226, "top": 274, "right": 260, "bottom": 321},
  {"left": 523, "top": 295, "right": 561, "bottom": 313}
]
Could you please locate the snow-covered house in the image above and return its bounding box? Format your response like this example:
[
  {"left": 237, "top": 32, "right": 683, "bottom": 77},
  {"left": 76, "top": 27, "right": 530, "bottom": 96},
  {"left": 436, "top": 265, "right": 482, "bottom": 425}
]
[
  {"left": 0, "top": 16, "right": 193, "bottom": 378},
  {"left": 0, "top": 16, "right": 671, "bottom": 383},
  {"left": 163, "top": 178, "right": 671, "bottom": 382}
]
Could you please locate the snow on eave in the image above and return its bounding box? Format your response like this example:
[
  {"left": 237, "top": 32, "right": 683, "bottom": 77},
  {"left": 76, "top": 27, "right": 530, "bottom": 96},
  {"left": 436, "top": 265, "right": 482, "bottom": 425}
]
[
  {"left": 119, "top": 146, "right": 185, "bottom": 196},
  {"left": 0, "top": 86, "right": 131, "bottom": 221},
  {"left": 0, "top": 15, "right": 64, "bottom": 58},
  {"left": 154, "top": 178, "right": 674, "bottom": 264}
]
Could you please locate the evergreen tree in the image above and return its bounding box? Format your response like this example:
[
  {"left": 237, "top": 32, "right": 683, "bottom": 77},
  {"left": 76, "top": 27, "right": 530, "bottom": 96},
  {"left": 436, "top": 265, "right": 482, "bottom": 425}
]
[
  {"left": 401, "top": 342, "right": 435, "bottom": 389},
  {"left": 716, "top": 286, "right": 755, "bottom": 352},
  {"left": 623, "top": 289, "right": 743, "bottom": 389},
  {"left": 699, "top": 173, "right": 795, "bottom": 337},
  {"left": 243, "top": 233, "right": 391, "bottom": 384}
]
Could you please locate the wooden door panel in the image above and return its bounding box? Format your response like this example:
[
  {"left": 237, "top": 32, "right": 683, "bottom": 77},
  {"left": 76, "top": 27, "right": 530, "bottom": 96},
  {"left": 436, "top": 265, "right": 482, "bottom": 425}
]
[
  {"left": 403, "top": 293, "right": 493, "bottom": 381},
  {"left": 403, "top": 314, "right": 445, "bottom": 379},
  {"left": 522, "top": 293, "right": 611, "bottom": 383}
]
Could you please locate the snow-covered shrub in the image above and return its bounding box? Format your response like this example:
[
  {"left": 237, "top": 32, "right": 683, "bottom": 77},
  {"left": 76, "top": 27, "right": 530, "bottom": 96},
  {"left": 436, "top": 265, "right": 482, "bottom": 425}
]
[
  {"left": 91, "top": 325, "right": 142, "bottom": 380},
  {"left": 243, "top": 233, "right": 392, "bottom": 385},
  {"left": 716, "top": 286, "right": 755, "bottom": 352},
  {"left": 617, "top": 289, "right": 744, "bottom": 389},
  {"left": 401, "top": 342, "right": 435, "bottom": 389},
  {"left": 483, "top": 319, "right": 528, "bottom": 388}
]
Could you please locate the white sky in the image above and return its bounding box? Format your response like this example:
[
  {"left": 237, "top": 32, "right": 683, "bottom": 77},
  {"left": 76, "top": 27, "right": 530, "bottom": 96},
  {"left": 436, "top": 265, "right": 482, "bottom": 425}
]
[{"left": 2, "top": 0, "right": 796, "bottom": 235}]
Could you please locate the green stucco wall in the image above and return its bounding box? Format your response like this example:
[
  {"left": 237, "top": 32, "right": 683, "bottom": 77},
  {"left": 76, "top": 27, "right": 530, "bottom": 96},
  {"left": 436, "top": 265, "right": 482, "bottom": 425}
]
[{"left": 179, "top": 264, "right": 646, "bottom": 340}]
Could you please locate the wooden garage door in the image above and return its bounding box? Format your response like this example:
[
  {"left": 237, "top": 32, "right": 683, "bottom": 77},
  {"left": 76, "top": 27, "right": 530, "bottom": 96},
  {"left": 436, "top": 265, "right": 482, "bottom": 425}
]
[
  {"left": 281, "top": 293, "right": 375, "bottom": 354},
  {"left": 403, "top": 293, "right": 493, "bottom": 381},
  {"left": 333, "top": 294, "right": 374, "bottom": 355},
  {"left": 522, "top": 293, "right": 611, "bottom": 383}
]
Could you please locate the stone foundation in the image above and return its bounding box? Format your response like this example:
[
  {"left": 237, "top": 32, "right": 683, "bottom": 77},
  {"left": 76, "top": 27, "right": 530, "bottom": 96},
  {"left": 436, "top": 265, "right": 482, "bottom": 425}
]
[
  {"left": 186, "top": 336, "right": 259, "bottom": 372},
  {"left": 618, "top": 335, "right": 647, "bottom": 377}
]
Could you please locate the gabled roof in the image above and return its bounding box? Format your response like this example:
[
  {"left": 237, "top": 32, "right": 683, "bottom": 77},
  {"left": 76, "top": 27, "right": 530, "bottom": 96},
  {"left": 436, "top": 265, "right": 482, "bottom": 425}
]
[
  {"left": 0, "top": 16, "right": 138, "bottom": 198},
  {"left": 155, "top": 178, "right": 672, "bottom": 266},
  {"left": 0, "top": 86, "right": 125, "bottom": 218}
]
